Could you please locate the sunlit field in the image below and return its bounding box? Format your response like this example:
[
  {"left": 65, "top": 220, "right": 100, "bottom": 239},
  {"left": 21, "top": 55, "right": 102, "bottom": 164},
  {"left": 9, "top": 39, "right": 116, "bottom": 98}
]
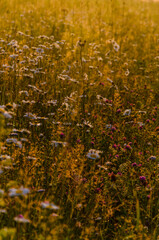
[{"left": 0, "top": 0, "right": 159, "bottom": 239}]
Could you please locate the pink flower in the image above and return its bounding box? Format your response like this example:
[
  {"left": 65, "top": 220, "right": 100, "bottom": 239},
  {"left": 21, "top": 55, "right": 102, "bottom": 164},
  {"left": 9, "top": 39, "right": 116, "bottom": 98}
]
[
  {"left": 60, "top": 132, "right": 65, "bottom": 138},
  {"left": 111, "top": 126, "right": 116, "bottom": 132},
  {"left": 113, "top": 144, "right": 117, "bottom": 149},
  {"left": 108, "top": 172, "right": 116, "bottom": 182},
  {"left": 116, "top": 109, "right": 121, "bottom": 113},
  {"left": 132, "top": 162, "right": 137, "bottom": 167},
  {"left": 139, "top": 176, "right": 146, "bottom": 182},
  {"left": 95, "top": 188, "right": 101, "bottom": 193},
  {"left": 138, "top": 164, "right": 142, "bottom": 167},
  {"left": 126, "top": 144, "right": 132, "bottom": 150}
]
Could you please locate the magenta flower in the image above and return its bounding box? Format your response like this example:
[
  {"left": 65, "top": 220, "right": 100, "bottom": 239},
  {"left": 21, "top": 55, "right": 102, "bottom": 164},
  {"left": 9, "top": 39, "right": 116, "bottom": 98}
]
[
  {"left": 138, "top": 164, "right": 142, "bottom": 167},
  {"left": 95, "top": 188, "right": 101, "bottom": 193},
  {"left": 132, "top": 162, "right": 137, "bottom": 167},
  {"left": 108, "top": 172, "right": 116, "bottom": 181},
  {"left": 116, "top": 109, "right": 121, "bottom": 113},
  {"left": 126, "top": 144, "right": 132, "bottom": 150},
  {"left": 139, "top": 176, "right": 146, "bottom": 182},
  {"left": 82, "top": 178, "right": 87, "bottom": 183},
  {"left": 111, "top": 126, "right": 116, "bottom": 132},
  {"left": 113, "top": 144, "right": 117, "bottom": 149},
  {"left": 60, "top": 132, "right": 65, "bottom": 137}
]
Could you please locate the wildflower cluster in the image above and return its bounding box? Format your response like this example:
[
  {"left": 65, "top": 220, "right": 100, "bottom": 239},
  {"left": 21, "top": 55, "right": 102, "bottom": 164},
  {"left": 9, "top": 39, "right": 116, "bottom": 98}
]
[{"left": 0, "top": 0, "right": 158, "bottom": 239}]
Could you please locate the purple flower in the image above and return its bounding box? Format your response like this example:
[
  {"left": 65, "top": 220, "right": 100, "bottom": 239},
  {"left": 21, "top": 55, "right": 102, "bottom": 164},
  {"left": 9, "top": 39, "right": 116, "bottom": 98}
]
[
  {"left": 111, "top": 127, "right": 116, "bottom": 132},
  {"left": 95, "top": 188, "right": 101, "bottom": 193},
  {"left": 132, "top": 162, "right": 137, "bottom": 167},
  {"left": 82, "top": 178, "right": 87, "bottom": 183},
  {"left": 126, "top": 144, "right": 132, "bottom": 150},
  {"left": 116, "top": 109, "right": 121, "bottom": 113},
  {"left": 108, "top": 172, "right": 116, "bottom": 181},
  {"left": 60, "top": 132, "right": 65, "bottom": 138},
  {"left": 113, "top": 144, "right": 117, "bottom": 149},
  {"left": 139, "top": 176, "right": 146, "bottom": 182}
]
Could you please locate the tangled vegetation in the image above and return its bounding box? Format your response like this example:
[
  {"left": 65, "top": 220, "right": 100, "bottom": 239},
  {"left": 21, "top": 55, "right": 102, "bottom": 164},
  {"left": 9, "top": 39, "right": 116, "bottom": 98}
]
[{"left": 0, "top": 0, "right": 159, "bottom": 239}]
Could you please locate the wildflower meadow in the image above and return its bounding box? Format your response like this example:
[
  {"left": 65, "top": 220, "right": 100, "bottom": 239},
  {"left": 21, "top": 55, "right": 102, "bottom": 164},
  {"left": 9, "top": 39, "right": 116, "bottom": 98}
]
[{"left": 0, "top": 0, "right": 158, "bottom": 239}]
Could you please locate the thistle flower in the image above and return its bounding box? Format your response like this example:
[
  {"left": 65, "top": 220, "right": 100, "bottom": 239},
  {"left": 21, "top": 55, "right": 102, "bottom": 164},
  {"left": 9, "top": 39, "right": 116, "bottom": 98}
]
[
  {"left": 116, "top": 109, "right": 121, "bottom": 113},
  {"left": 139, "top": 176, "right": 146, "bottom": 182},
  {"left": 132, "top": 162, "right": 137, "bottom": 167},
  {"left": 60, "top": 132, "right": 65, "bottom": 138},
  {"left": 108, "top": 172, "right": 116, "bottom": 181},
  {"left": 125, "top": 144, "right": 132, "bottom": 150}
]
